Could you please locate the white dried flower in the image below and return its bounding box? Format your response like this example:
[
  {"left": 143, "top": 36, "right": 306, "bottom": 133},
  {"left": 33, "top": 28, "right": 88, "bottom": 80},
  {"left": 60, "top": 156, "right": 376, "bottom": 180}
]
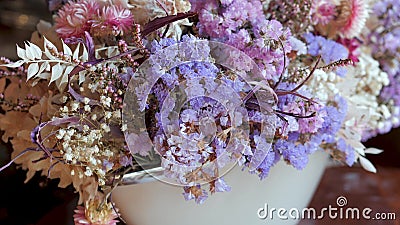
[
  {"left": 67, "top": 129, "right": 75, "bottom": 136},
  {"left": 83, "top": 97, "right": 90, "bottom": 104},
  {"left": 100, "top": 123, "right": 111, "bottom": 133},
  {"left": 91, "top": 114, "right": 97, "bottom": 121},
  {"left": 56, "top": 129, "right": 66, "bottom": 139},
  {"left": 61, "top": 96, "right": 68, "bottom": 103},
  {"left": 64, "top": 153, "right": 73, "bottom": 161},
  {"left": 100, "top": 96, "right": 112, "bottom": 107},
  {"left": 83, "top": 125, "right": 90, "bottom": 132},
  {"left": 61, "top": 106, "right": 69, "bottom": 113},
  {"left": 71, "top": 102, "right": 80, "bottom": 112},
  {"left": 84, "top": 167, "right": 93, "bottom": 177},
  {"left": 113, "top": 110, "right": 121, "bottom": 119},
  {"left": 121, "top": 124, "right": 127, "bottom": 132},
  {"left": 105, "top": 111, "right": 112, "bottom": 119},
  {"left": 93, "top": 145, "right": 100, "bottom": 153},
  {"left": 84, "top": 105, "right": 91, "bottom": 112}
]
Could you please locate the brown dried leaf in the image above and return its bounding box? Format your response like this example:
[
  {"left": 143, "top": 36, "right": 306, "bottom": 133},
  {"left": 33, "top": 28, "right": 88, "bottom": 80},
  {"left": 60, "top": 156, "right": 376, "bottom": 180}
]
[
  {"left": 0, "top": 111, "right": 36, "bottom": 142},
  {"left": 0, "top": 78, "right": 6, "bottom": 93},
  {"left": 3, "top": 82, "right": 20, "bottom": 103}
]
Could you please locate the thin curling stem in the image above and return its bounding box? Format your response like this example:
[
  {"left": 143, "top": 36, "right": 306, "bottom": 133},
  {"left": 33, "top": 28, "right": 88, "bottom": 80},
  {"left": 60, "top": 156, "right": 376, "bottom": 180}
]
[{"left": 275, "top": 110, "right": 316, "bottom": 119}]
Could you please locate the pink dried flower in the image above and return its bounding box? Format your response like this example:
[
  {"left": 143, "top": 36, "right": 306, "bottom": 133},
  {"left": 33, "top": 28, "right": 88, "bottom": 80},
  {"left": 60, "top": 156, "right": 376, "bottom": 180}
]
[
  {"left": 55, "top": 0, "right": 100, "bottom": 39},
  {"left": 337, "top": 0, "right": 369, "bottom": 38},
  {"left": 94, "top": 5, "right": 134, "bottom": 36},
  {"left": 73, "top": 199, "right": 119, "bottom": 225},
  {"left": 311, "top": 0, "right": 337, "bottom": 25}
]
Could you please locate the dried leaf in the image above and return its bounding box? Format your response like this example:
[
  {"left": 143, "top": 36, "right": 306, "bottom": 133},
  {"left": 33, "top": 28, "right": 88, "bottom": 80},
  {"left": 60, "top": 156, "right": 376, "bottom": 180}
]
[
  {"left": 62, "top": 39, "right": 73, "bottom": 57},
  {"left": 0, "top": 78, "right": 6, "bottom": 93},
  {"left": 82, "top": 41, "right": 88, "bottom": 61},
  {"left": 73, "top": 43, "right": 80, "bottom": 60},
  {"left": 50, "top": 63, "right": 63, "bottom": 84},
  {"left": 1, "top": 60, "right": 24, "bottom": 68},
  {"left": 37, "top": 61, "right": 48, "bottom": 77},
  {"left": 4, "top": 82, "right": 20, "bottom": 103},
  {"left": 359, "top": 156, "right": 377, "bottom": 173},
  {"left": 27, "top": 63, "right": 39, "bottom": 80},
  {"left": 79, "top": 71, "right": 86, "bottom": 84},
  {"left": 44, "top": 37, "right": 58, "bottom": 60},
  {"left": 364, "top": 148, "right": 383, "bottom": 155},
  {"left": 16, "top": 44, "right": 26, "bottom": 60},
  {"left": 0, "top": 111, "right": 35, "bottom": 142},
  {"left": 37, "top": 72, "right": 51, "bottom": 79},
  {"left": 25, "top": 42, "right": 35, "bottom": 60},
  {"left": 25, "top": 41, "right": 42, "bottom": 60},
  {"left": 57, "top": 65, "right": 74, "bottom": 90},
  {"left": 30, "top": 42, "right": 43, "bottom": 59}
]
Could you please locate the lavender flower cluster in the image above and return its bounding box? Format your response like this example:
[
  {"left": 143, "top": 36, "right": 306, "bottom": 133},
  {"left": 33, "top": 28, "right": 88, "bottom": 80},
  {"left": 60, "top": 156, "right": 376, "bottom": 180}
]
[
  {"left": 366, "top": 0, "right": 400, "bottom": 137},
  {"left": 191, "top": 0, "right": 292, "bottom": 81},
  {"left": 123, "top": 0, "right": 361, "bottom": 201},
  {"left": 125, "top": 35, "right": 279, "bottom": 203}
]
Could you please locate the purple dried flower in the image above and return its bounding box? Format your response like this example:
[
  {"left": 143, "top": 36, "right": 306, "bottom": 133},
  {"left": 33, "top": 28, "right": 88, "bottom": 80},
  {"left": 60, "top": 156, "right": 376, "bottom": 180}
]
[
  {"left": 213, "top": 178, "right": 231, "bottom": 193},
  {"left": 304, "top": 33, "right": 349, "bottom": 77}
]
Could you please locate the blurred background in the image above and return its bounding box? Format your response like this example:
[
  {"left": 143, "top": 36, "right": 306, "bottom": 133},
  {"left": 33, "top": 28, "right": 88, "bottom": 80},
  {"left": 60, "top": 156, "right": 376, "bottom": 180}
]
[{"left": 0, "top": 0, "right": 399, "bottom": 225}]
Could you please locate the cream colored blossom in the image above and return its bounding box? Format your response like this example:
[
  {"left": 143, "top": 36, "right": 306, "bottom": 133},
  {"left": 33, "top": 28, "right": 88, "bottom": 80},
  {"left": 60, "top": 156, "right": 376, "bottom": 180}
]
[{"left": 127, "top": 0, "right": 192, "bottom": 40}]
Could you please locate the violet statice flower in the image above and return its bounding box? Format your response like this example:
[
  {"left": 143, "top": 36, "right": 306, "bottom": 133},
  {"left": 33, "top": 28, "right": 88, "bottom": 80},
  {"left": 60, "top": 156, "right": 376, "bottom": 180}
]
[
  {"left": 303, "top": 33, "right": 349, "bottom": 76},
  {"left": 190, "top": 0, "right": 293, "bottom": 80},
  {"left": 276, "top": 82, "right": 325, "bottom": 135},
  {"left": 183, "top": 185, "right": 209, "bottom": 204},
  {"left": 119, "top": 155, "right": 132, "bottom": 167},
  {"left": 212, "top": 178, "right": 231, "bottom": 193},
  {"left": 150, "top": 37, "right": 177, "bottom": 52},
  {"left": 365, "top": 0, "right": 400, "bottom": 137},
  {"left": 272, "top": 94, "right": 348, "bottom": 170},
  {"left": 103, "top": 160, "right": 114, "bottom": 172},
  {"left": 319, "top": 95, "right": 348, "bottom": 139},
  {"left": 253, "top": 141, "right": 279, "bottom": 179},
  {"left": 276, "top": 140, "right": 309, "bottom": 170},
  {"left": 297, "top": 103, "right": 326, "bottom": 134},
  {"left": 138, "top": 35, "right": 278, "bottom": 202},
  {"left": 146, "top": 37, "right": 231, "bottom": 190},
  {"left": 336, "top": 138, "right": 356, "bottom": 166}
]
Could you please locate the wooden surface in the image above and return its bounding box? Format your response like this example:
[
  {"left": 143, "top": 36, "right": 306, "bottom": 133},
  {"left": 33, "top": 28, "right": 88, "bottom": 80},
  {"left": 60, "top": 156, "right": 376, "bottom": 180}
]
[{"left": 299, "top": 166, "right": 400, "bottom": 225}]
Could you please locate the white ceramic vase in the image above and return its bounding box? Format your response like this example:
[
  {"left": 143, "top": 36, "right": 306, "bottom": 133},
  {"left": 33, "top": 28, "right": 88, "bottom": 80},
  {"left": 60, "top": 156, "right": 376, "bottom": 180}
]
[{"left": 113, "top": 150, "right": 329, "bottom": 225}]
